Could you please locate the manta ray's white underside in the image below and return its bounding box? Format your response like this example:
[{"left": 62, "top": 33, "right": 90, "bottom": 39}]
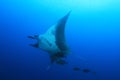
[{"left": 28, "top": 11, "right": 71, "bottom": 63}]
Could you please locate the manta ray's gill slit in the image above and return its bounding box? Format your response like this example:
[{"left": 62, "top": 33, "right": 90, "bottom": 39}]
[{"left": 44, "top": 38, "right": 52, "bottom": 47}]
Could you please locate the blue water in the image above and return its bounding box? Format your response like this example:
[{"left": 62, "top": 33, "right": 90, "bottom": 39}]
[{"left": 1, "top": 0, "right": 120, "bottom": 80}]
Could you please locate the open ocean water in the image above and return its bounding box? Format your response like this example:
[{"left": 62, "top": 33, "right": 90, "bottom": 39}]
[{"left": 0, "top": 0, "right": 120, "bottom": 80}]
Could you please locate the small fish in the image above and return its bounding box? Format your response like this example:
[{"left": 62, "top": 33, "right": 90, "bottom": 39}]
[
  {"left": 73, "top": 67, "right": 81, "bottom": 71},
  {"left": 56, "top": 59, "right": 68, "bottom": 65},
  {"left": 82, "top": 69, "right": 91, "bottom": 73}
]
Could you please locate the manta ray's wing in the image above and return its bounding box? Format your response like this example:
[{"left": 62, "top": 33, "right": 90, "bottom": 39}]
[
  {"left": 45, "top": 12, "right": 71, "bottom": 51},
  {"left": 55, "top": 11, "right": 71, "bottom": 52}
]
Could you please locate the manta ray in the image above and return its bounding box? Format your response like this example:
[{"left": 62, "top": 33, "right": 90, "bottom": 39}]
[{"left": 28, "top": 12, "right": 71, "bottom": 64}]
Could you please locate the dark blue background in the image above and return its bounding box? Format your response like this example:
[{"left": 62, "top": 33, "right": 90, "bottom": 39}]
[{"left": 0, "top": 0, "right": 120, "bottom": 80}]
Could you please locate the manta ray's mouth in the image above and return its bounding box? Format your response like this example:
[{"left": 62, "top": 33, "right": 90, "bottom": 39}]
[{"left": 28, "top": 35, "right": 39, "bottom": 48}]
